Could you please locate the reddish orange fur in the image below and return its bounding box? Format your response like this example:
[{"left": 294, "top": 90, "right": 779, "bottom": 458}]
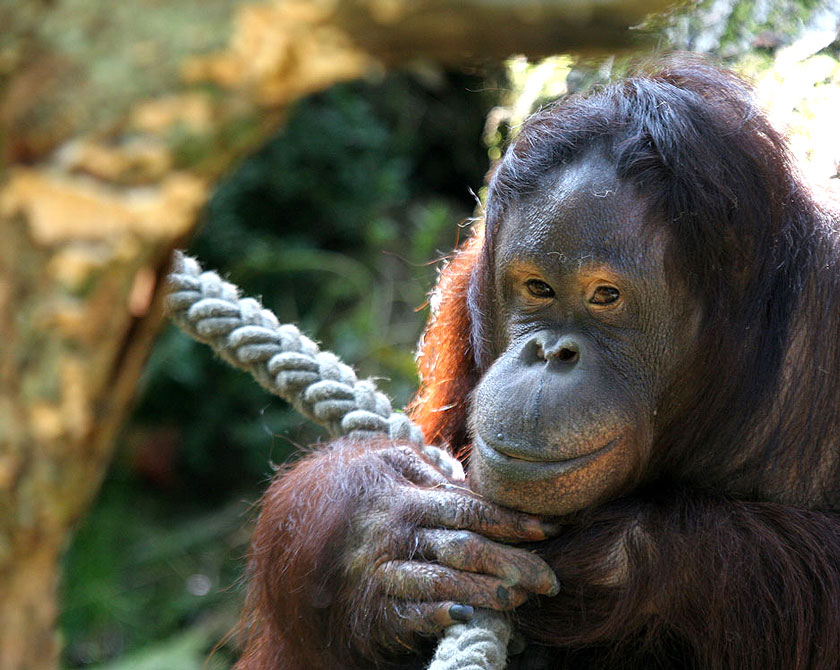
[
  {"left": 234, "top": 439, "right": 387, "bottom": 670},
  {"left": 408, "top": 225, "right": 483, "bottom": 453}
]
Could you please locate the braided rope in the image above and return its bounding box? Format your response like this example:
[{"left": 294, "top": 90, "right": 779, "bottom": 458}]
[
  {"left": 165, "top": 252, "right": 511, "bottom": 670},
  {"left": 428, "top": 611, "right": 512, "bottom": 670}
]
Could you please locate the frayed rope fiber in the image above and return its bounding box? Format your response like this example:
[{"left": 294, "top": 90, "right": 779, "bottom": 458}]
[{"left": 165, "top": 251, "right": 511, "bottom": 670}]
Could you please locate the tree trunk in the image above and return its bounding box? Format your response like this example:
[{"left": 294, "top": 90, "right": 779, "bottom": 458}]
[{"left": 0, "top": 1, "right": 667, "bottom": 667}]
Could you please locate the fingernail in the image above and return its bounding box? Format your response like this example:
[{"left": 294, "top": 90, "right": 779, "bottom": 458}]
[
  {"left": 449, "top": 604, "right": 474, "bottom": 622},
  {"left": 545, "top": 573, "right": 560, "bottom": 597},
  {"left": 541, "top": 520, "right": 563, "bottom": 536},
  {"left": 509, "top": 633, "right": 527, "bottom": 656},
  {"left": 522, "top": 517, "right": 547, "bottom": 538},
  {"left": 522, "top": 518, "right": 562, "bottom": 538},
  {"left": 497, "top": 585, "right": 510, "bottom": 606}
]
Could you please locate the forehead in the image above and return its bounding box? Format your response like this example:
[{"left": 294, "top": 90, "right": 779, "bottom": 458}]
[{"left": 495, "top": 152, "right": 656, "bottom": 272}]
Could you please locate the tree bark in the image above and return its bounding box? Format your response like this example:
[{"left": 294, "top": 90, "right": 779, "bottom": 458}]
[{"left": 0, "top": 1, "right": 667, "bottom": 667}]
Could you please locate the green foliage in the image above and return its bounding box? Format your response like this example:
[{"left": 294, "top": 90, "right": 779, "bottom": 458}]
[
  {"left": 90, "top": 629, "right": 226, "bottom": 670},
  {"left": 484, "top": 56, "right": 573, "bottom": 161},
  {"left": 60, "top": 472, "right": 246, "bottom": 668},
  {"left": 61, "top": 69, "right": 495, "bottom": 668}
]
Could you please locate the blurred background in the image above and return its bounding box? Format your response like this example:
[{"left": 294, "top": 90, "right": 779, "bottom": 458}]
[{"left": 1, "top": 1, "right": 839, "bottom": 669}]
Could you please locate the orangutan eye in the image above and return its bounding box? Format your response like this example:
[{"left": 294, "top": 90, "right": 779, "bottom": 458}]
[
  {"left": 589, "top": 286, "right": 621, "bottom": 305},
  {"left": 525, "top": 279, "right": 555, "bottom": 298}
]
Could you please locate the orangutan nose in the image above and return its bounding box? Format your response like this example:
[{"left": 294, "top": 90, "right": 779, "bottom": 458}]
[{"left": 523, "top": 332, "right": 581, "bottom": 367}]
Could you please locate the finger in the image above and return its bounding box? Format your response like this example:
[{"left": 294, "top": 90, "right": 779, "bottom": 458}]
[
  {"left": 416, "top": 529, "right": 559, "bottom": 596},
  {"left": 377, "top": 445, "right": 452, "bottom": 487},
  {"left": 390, "top": 601, "right": 476, "bottom": 636},
  {"left": 377, "top": 560, "right": 528, "bottom": 610},
  {"left": 419, "top": 445, "right": 465, "bottom": 481},
  {"left": 404, "top": 487, "right": 559, "bottom": 542}
]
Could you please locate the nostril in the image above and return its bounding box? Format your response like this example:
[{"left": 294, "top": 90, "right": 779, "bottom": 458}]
[
  {"left": 545, "top": 339, "right": 580, "bottom": 365},
  {"left": 522, "top": 339, "right": 547, "bottom": 364},
  {"left": 522, "top": 335, "right": 581, "bottom": 366}
]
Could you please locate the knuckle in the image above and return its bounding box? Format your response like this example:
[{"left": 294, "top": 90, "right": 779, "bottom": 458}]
[
  {"left": 509, "top": 588, "right": 529, "bottom": 607},
  {"left": 432, "top": 495, "right": 463, "bottom": 527},
  {"left": 375, "top": 445, "right": 410, "bottom": 471},
  {"left": 460, "top": 496, "right": 489, "bottom": 526},
  {"left": 402, "top": 603, "right": 452, "bottom": 635},
  {"left": 428, "top": 604, "right": 453, "bottom": 629},
  {"left": 378, "top": 562, "right": 414, "bottom": 597},
  {"left": 390, "top": 601, "right": 428, "bottom": 635},
  {"left": 494, "top": 584, "right": 527, "bottom": 609},
  {"left": 449, "top": 529, "right": 475, "bottom": 547},
  {"left": 394, "top": 444, "right": 421, "bottom": 463},
  {"left": 412, "top": 562, "right": 446, "bottom": 593}
]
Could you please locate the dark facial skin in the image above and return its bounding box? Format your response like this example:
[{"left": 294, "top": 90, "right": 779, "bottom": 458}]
[{"left": 469, "top": 152, "right": 697, "bottom": 516}]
